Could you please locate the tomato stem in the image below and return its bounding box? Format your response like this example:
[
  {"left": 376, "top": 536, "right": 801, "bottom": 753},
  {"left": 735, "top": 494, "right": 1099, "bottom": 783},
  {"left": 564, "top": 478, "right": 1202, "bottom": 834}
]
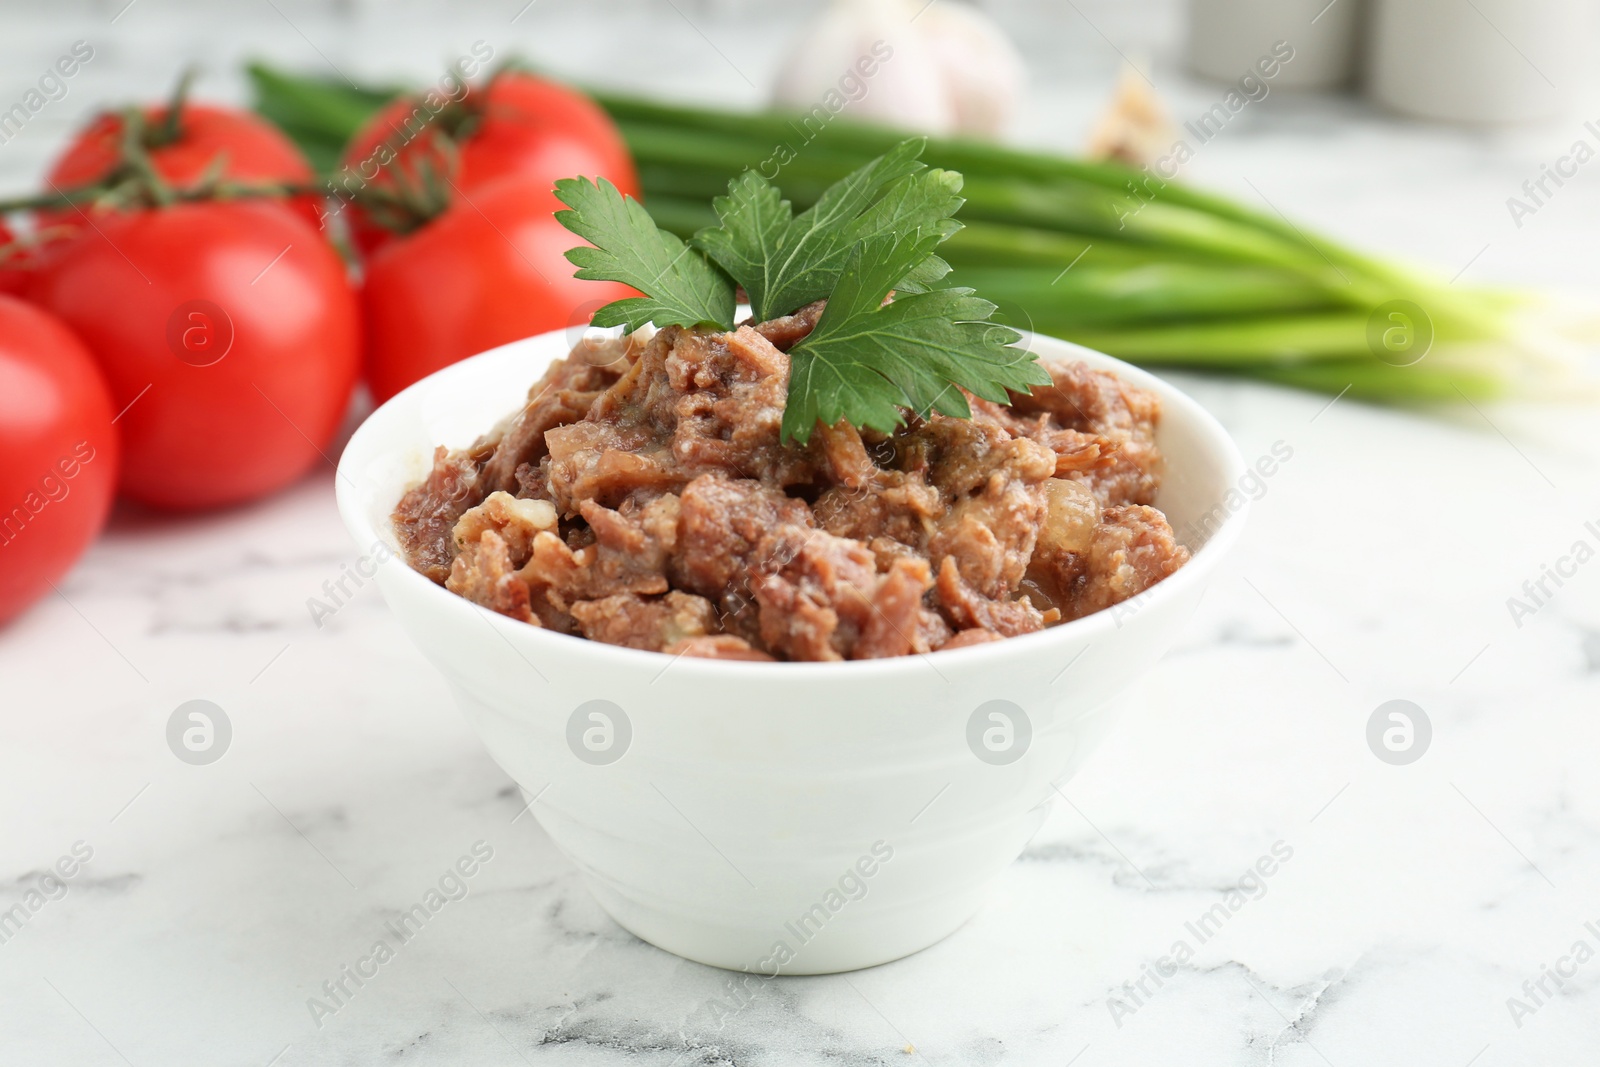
[
  {"left": 149, "top": 67, "right": 199, "bottom": 149},
  {"left": 120, "top": 108, "right": 176, "bottom": 207},
  {"left": 0, "top": 178, "right": 323, "bottom": 215}
]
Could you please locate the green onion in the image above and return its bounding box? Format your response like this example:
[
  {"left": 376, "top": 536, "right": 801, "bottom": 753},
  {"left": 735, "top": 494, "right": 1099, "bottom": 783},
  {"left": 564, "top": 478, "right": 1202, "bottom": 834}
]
[
  {"left": 246, "top": 64, "right": 1589, "bottom": 404},
  {"left": 246, "top": 62, "right": 401, "bottom": 174}
]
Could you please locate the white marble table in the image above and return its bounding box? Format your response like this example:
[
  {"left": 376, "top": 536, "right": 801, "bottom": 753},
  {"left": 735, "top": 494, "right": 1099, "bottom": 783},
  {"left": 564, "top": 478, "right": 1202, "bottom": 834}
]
[{"left": 5, "top": 2, "right": 1600, "bottom": 1064}]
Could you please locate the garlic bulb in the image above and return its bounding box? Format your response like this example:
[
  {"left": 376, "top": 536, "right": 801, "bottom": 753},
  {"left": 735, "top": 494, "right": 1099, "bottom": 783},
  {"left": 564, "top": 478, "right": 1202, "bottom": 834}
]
[
  {"left": 772, "top": 0, "right": 1025, "bottom": 140},
  {"left": 915, "top": 1, "right": 1025, "bottom": 138}
]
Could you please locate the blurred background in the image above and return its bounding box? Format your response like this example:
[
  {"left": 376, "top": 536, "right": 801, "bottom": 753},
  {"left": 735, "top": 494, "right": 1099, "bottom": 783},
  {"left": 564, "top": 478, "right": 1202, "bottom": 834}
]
[
  {"left": 6, "top": 2, "right": 1600, "bottom": 1064},
  {"left": 6, "top": 0, "right": 1600, "bottom": 287}
]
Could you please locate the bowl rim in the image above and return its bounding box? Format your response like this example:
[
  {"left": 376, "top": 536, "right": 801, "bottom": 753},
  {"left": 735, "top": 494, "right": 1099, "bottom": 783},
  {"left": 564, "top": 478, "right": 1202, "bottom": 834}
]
[{"left": 336, "top": 327, "right": 1249, "bottom": 679}]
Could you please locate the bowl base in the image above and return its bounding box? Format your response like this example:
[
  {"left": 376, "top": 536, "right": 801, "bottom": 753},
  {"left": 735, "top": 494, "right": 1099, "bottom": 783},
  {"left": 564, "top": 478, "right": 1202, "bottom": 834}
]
[{"left": 584, "top": 874, "right": 998, "bottom": 975}]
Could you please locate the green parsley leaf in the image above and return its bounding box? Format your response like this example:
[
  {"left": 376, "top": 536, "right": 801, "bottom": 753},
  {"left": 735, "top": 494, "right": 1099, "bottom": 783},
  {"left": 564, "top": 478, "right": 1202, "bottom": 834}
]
[
  {"left": 890, "top": 252, "right": 954, "bottom": 295},
  {"left": 553, "top": 176, "right": 736, "bottom": 332},
  {"left": 693, "top": 138, "right": 965, "bottom": 321},
  {"left": 782, "top": 233, "right": 1052, "bottom": 444},
  {"left": 691, "top": 170, "right": 790, "bottom": 317}
]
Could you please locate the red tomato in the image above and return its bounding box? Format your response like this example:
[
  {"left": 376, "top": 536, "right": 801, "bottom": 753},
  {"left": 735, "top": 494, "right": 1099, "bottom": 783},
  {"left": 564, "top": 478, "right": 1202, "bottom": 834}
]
[
  {"left": 29, "top": 200, "right": 358, "bottom": 510},
  {"left": 0, "top": 223, "right": 31, "bottom": 295},
  {"left": 362, "top": 175, "right": 634, "bottom": 403},
  {"left": 0, "top": 221, "right": 88, "bottom": 296},
  {"left": 338, "top": 72, "right": 638, "bottom": 258},
  {"left": 0, "top": 295, "right": 119, "bottom": 626},
  {"left": 43, "top": 103, "right": 321, "bottom": 234}
]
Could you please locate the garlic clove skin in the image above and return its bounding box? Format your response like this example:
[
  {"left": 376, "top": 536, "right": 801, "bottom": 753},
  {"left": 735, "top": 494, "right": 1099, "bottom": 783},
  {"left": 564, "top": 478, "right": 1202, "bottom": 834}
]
[
  {"left": 772, "top": 0, "right": 955, "bottom": 137},
  {"left": 916, "top": 1, "right": 1025, "bottom": 138},
  {"left": 1085, "top": 63, "right": 1179, "bottom": 170}
]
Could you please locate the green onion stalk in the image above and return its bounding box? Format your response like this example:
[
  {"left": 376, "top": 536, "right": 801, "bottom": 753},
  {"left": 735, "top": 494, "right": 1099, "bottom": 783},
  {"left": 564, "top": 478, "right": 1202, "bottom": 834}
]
[{"left": 246, "top": 63, "right": 1592, "bottom": 403}]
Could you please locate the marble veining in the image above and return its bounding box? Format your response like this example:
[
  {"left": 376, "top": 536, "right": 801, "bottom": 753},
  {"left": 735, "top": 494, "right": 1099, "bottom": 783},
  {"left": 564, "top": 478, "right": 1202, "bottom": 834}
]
[{"left": 4, "top": 1, "right": 1600, "bottom": 1064}]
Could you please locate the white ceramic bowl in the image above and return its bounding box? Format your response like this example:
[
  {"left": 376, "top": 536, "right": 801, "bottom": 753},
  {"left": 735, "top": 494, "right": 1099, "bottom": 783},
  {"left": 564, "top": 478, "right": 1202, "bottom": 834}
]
[{"left": 336, "top": 327, "right": 1248, "bottom": 974}]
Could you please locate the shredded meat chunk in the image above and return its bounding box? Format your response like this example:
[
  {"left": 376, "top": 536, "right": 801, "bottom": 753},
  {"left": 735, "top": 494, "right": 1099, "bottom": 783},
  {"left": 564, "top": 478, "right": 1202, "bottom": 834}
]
[
  {"left": 447, "top": 530, "right": 534, "bottom": 624},
  {"left": 664, "top": 635, "right": 775, "bottom": 661},
  {"left": 523, "top": 494, "right": 681, "bottom": 606},
  {"left": 394, "top": 446, "right": 484, "bottom": 584},
  {"left": 673, "top": 476, "right": 814, "bottom": 600},
  {"left": 1070, "top": 504, "right": 1191, "bottom": 619},
  {"left": 452, "top": 491, "right": 557, "bottom": 565},
  {"left": 853, "top": 557, "right": 949, "bottom": 659},
  {"left": 395, "top": 307, "right": 1189, "bottom": 660},
  {"left": 819, "top": 415, "right": 1057, "bottom": 600},
  {"left": 570, "top": 591, "right": 717, "bottom": 651},
  {"left": 1008, "top": 361, "right": 1163, "bottom": 506},
  {"left": 543, "top": 324, "right": 817, "bottom": 516},
  {"left": 934, "top": 557, "right": 1056, "bottom": 638},
  {"left": 477, "top": 336, "right": 639, "bottom": 496},
  {"left": 939, "top": 627, "right": 1005, "bottom": 650},
  {"left": 750, "top": 299, "right": 826, "bottom": 350},
  {"left": 750, "top": 525, "right": 879, "bottom": 662}
]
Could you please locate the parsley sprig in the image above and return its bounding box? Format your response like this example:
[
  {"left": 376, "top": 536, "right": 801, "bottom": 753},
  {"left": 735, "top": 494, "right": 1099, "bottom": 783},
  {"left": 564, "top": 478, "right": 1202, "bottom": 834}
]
[
  {"left": 554, "top": 176, "right": 735, "bottom": 331},
  {"left": 553, "top": 139, "right": 1050, "bottom": 443},
  {"left": 696, "top": 138, "right": 962, "bottom": 320},
  {"left": 783, "top": 235, "right": 1046, "bottom": 442}
]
